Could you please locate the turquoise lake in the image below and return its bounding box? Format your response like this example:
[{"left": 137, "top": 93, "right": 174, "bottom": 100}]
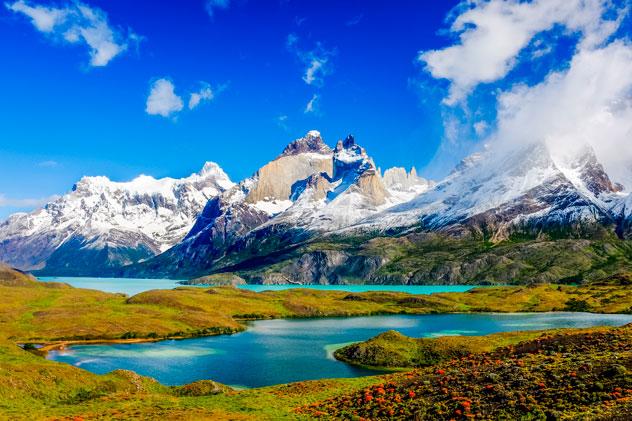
[
  {"left": 37, "top": 276, "right": 477, "bottom": 296},
  {"left": 47, "top": 312, "right": 632, "bottom": 388}
]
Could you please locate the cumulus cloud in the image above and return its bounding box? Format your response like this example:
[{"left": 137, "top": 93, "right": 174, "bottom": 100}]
[
  {"left": 188, "top": 84, "right": 214, "bottom": 110},
  {"left": 205, "top": 0, "right": 229, "bottom": 18},
  {"left": 419, "top": 0, "right": 625, "bottom": 105},
  {"left": 304, "top": 94, "right": 319, "bottom": 114},
  {"left": 287, "top": 33, "right": 335, "bottom": 87},
  {"left": 5, "top": 0, "right": 138, "bottom": 67},
  {"left": 145, "top": 79, "right": 183, "bottom": 118}
]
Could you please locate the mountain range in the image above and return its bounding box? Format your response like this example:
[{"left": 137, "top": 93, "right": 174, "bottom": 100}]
[{"left": 1, "top": 131, "right": 631, "bottom": 284}]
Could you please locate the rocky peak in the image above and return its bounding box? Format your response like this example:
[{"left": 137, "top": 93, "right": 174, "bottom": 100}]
[
  {"left": 567, "top": 145, "right": 622, "bottom": 197},
  {"left": 279, "top": 131, "right": 332, "bottom": 157},
  {"left": 383, "top": 167, "right": 433, "bottom": 193},
  {"left": 334, "top": 135, "right": 366, "bottom": 158},
  {"left": 245, "top": 132, "right": 333, "bottom": 204},
  {"left": 333, "top": 134, "right": 375, "bottom": 180}
]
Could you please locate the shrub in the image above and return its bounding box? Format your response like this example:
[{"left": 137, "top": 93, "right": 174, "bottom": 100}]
[{"left": 564, "top": 298, "right": 591, "bottom": 312}]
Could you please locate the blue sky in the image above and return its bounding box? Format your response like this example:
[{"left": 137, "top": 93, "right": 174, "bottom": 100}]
[
  {"left": 0, "top": 0, "right": 454, "bottom": 218},
  {"left": 1, "top": 0, "right": 631, "bottom": 219}
]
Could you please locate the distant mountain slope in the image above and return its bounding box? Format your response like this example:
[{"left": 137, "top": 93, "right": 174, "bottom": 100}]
[{"left": 0, "top": 162, "right": 233, "bottom": 275}]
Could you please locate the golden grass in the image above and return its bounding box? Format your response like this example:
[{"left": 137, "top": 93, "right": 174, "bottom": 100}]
[{"left": 0, "top": 279, "right": 630, "bottom": 345}]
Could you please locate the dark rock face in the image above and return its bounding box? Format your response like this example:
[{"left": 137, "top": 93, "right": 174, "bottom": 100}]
[
  {"left": 37, "top": 236, "right": 156, "bottom": 276},
  {"left": 573, "top": 147, "right": 622, "bottom": 196},
  {"left": 242, "top": 250, "right": 385, "bottom": 285},
  {"left": 279, "top": 132, "right": 332, "bottom": 157},
  {"left": 122, "top": 196, "right": 271, "bottom": 278}
]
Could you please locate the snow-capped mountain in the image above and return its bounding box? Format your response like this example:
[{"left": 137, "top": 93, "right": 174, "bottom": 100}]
[
  {"left": 5, "top": 129, "right": 629, "bottom": 282},
  {"left": 0, "top": 162, "right": 233, "bottom": 274},
  {"left": 255, "top": 135, "right": 433, "bottom": 232},
  {"left": 125, "top": 132, "right": 432, "bottom": 277},
  {"left": 351, "top": 141, "right": 621, "bottom": 240},
  {"left": 124, "top": 131, "right": 335, "bottom": 276},
  {"left": 207, "top": 139, "right": 631, "bottom": 285}
]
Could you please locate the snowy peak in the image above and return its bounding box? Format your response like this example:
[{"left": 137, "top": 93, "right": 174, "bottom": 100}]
[
  {"left": 0, "top": 162, "right": 233, "bottom": 272},
  {"left": 328, "top": 135, "right": 387, "bottom": 205},
  {"left": 258, "top": 134, "right": 398, "bottom": 233},
  {"left": 333, "top": 135, "right": 371, "bottom": 174},
  {"left": 355, "top": 140, "right": 620, "bottom": 237},
  {"left": 553, "top": 145, "right": 622, "bottom": 198},
  {"left": 71, "top": 162, "right": 233, "bottom": 198},
  {"left": 279, "top": 130, "right": 332, "bottom": 157}
]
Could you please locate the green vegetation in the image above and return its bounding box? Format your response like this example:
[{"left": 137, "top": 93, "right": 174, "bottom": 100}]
[
  {"left": 0, "top": 281, "right": 629, "bottom": 346},
  {"left": 0, "top": 266, "right": 631, "bottom": 419},
  {"left": 303, "top": 325, "right": 632, "bottom": 420},
  {"left": 182, "top": 273, "right": 247, "bottom": 286},
  {"left": 1, "top": 272, "right": 630, "bottom": 345},
  {"left": 334, "top": 329, "right": 556, "bottom": 370},
  {"left": 234, "top": 234, "right": 632, "bottom": 285},
  {"left": 334, "top": 324, "right": 632, "bottom": 371}
]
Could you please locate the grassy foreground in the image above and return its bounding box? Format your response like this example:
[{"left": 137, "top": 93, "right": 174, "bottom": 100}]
[
  {"left": 0, "top": 266, "right": 631, "bottom": 419},
  {"left": 303, "top": 326, "right": 632, "bottom": 420}
]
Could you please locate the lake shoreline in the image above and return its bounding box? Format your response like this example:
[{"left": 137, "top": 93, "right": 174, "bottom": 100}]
[
  {"left": 34, "top": 309, "right": 631, "bottom": 356},
  {"left": 45, "top": 312, "right": 632, "bottom": 388},
  {"left": 8, "top": 280, "right": 630, "bottom": 357}
]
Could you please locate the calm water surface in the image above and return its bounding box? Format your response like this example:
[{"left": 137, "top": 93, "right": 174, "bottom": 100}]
[
  {"left": 38, "top": 276, "right": 477, "bottom": 296},
  {"left": 47, "top": 312, "right": 632, "bottom": 388}
]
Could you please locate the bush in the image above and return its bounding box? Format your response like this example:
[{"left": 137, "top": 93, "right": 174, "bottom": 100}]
[{"left": 564, "top": 298, "right": 591, "bottom": 312}]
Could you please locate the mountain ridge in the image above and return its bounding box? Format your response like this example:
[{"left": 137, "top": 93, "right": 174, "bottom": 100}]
[
  {"left": 0, "top": 162, "right": 233, "bottom": 274},
  {"left": 2, "top": 131, "right": 631, "bottom": 284}
]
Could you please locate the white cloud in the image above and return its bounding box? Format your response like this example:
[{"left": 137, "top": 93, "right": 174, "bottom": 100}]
[
  {"left": 473, "top": 121, "right": 489, "bottom": 136},
  {"left": 188, "top": 84, "right": 214, "bottom": 110},
  {"left": 145, "top": 79, "right": 183, "bottom": 118},
  {"left": 303, "top": 58, "right": 327, "bottom": 85},
  {"left": 491, "top": 40, "right": 632, "bottom": 187},
  {"left": 287, "top": 34, "right": 335, "bottom": 87},
  {"left": 419, "top": 0, "right": 625, "bottom": 105},
  {"left": 6, "top": 0, "right": 66, "bottom": 32},
  {"left": 6, "top": 0, "right": 137, "bottom": 67},
  {"left": 205, "top": 0, "right": 229, "bottom": 18},
  {"left": 304, "top": 94, "right": 319, "bottom": 114},
  {"left": 0, "top": 194, "right": 59, "bottom": 208}
]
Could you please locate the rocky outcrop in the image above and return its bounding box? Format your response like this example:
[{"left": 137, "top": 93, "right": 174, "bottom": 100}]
[
  {"left": 278, "top": 130, "right": 332, "bottom": 157},
  {"left": 242, "top": 250, "right": 385, "bottom": 285},
  {"left": 245, "top": 154, "right": 332, "bottom": 204},
  {"left": 383, "top": 167, "right": 434, "bottom": 194},
  {"left": 570, "top": 146, "right": 622, "bottom": 197}
]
